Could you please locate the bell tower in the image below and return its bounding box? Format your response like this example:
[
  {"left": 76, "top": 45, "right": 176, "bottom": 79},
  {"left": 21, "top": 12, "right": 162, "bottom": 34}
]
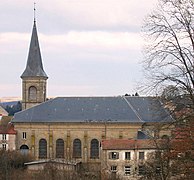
[{"left": 21, "top": 14, "right": 48, "bottom": 110}]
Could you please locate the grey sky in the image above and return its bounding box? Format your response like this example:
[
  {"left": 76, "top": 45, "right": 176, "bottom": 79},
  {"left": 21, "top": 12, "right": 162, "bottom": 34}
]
[{"left": 0, "top": 0, "right": 157, "bottom": 98}]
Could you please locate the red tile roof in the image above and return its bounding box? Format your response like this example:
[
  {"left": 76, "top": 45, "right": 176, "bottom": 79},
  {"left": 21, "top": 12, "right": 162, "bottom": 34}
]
[{"left": 0, "top": 116, "right": 16, "bottom": 134}]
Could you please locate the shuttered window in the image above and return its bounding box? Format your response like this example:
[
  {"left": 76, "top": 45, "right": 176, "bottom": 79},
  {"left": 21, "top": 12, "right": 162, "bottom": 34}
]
[{"left": 109, "top": 152, "right": 119, "bottom": 159}]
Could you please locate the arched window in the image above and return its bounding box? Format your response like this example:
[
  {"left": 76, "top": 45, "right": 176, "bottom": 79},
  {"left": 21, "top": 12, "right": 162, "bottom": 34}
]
[
  {"left": 29, "top": 86, "right": 37, "bottom": 101},
  {"left": 20, "top": 144, "right": 29, "bottom": 155},
  {"left": 90, "top": 139, "right": 99, "bottom": 159},
  {"left": 39, "top": 139, "right": 47, "bottom": 159},
  {"left": 161, "top": 135, "right": 169, "bottom": 139},
  {"left": 56, "top": 139, "right": 64, "bottom": 158},
  {"left": 73, "top": 139, "right": 82, "bottom": 158}
]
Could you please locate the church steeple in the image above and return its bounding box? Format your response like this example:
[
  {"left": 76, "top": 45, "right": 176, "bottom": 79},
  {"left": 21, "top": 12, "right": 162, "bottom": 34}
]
[
  {"left": 21, "top": 21, "right": 47, "bottom": 78},
  {"left": 21, "top": 11, "right": 48, "bottom": 110}
]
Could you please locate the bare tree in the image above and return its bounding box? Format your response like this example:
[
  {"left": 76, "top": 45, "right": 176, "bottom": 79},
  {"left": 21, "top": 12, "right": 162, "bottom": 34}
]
[
  {"left": 141, "top": 0, "right": 194, "bottom": 129},
  {"left": 142, "top": 0, "right": 194, "bottom": 105},
  {"left": 141, "top": 2, "right": 194, "bottom": 177},
  {"left": 0, "top": 150, "right": 33, "bottom": 180},
  {"left": 139, "top": 135, "right": 194, "bottom": 180}
]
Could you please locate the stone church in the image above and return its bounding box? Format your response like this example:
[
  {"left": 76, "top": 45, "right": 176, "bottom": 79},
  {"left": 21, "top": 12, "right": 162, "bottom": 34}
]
[{"left": 11, "top": 18, "right": 171, "bottom": 170}]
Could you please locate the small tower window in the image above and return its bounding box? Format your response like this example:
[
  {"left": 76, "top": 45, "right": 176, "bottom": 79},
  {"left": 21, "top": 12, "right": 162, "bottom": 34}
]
[
  {"left": 29, "top": 86, "right": 37, "bottom": 101},
  {"left": 22, "top": 132, "right": 27, "bottom": 139}
]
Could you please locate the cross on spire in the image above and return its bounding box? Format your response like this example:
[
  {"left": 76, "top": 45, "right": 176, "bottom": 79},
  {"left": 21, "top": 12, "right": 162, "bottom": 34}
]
[{"left": 34, "top": 2, "right": 36, "bottom": 22}]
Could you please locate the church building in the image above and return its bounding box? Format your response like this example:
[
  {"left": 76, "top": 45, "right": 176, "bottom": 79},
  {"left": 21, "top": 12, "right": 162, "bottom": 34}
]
[{"left": 11, "top": 17, "right": 172, "bottom": 172}]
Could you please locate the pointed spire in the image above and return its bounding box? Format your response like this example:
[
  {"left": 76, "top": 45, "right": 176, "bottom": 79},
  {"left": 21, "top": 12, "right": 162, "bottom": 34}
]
[{"left": 21, "top": 15, "right": 48, "bottom": 78}]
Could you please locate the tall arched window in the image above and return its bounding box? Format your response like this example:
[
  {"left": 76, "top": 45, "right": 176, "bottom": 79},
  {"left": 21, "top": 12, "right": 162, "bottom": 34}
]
[
  {"left": 39, "top": 139, "right": 47, "bottom": 158},
  {"left": 29, "top": 86, "right": 37, "bottom": 101},
  {"left": 20, "top": 144, "right": 29, "bottom": 155},
  {"left": 56, "top": 139, "right": 64, "bottom": 158},
  {"left": 90, "top": 139, "right": 99, "bottom": 159},
  {"left": 73, "top": 138, "right": 82, "bottom": 158}
]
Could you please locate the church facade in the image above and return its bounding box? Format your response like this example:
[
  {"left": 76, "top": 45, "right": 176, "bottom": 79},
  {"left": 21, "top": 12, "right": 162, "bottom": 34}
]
[{"left": 11, "top": 18, "right": 172, "bottom": 173}]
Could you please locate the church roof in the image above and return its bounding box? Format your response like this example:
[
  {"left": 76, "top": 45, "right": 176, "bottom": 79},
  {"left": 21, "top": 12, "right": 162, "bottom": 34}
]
[
  {"left": 21, "top": 21, "right": 47, "bottom": 78},
  {"left": 12, "top": 96, "right": 172, "bottom": 123}
]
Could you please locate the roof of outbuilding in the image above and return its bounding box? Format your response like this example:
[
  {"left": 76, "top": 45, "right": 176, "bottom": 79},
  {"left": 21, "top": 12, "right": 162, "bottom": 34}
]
[{"left": 12, "top": 96, "right": 172, "bottom": 123}]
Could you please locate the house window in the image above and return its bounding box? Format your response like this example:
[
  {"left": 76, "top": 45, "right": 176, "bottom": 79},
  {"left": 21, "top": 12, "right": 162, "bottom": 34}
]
[
  {"left": 73, "top": 138, "right": 82, "bottom": 158},
  {"left": 125, "top": 152, "right": 131, "bottom": 160},
  {"left": 138, "top": 166, "right": 145, "bottom": 175},
  {"left": 90, "top": 139, "right": 99, "bottom": 159},
  {"left": 155, "top": 151, "right": 161, "bottom": 159},
  {"left": 125, "top": 166, "right": 131, "bottom": 175},
  {"left": 22, "top": 132, "right": 27, "bottom": 139},
  {"left": 2, "top": 134, "right": 6, "bottom": 140},
  {"left": 39, "top": 138, "right": 47, "bottom": 158},
  {"left": 2, "top": 143, "right": 6, "bottom": 150},
  {"left": 156, "top": 166, "right": 161, "bottom": 174},
  {"left": 139, "top": 152, "right": 145, "bottom": 160},
  {"left": 56, "top": 139, "right": 64, "bottom": 158},
  {"left": 111, "top": 166, "right": 117, "bottom": 172},
  {"left": 109, "top": 152, "right": 119, "bottom": 160}
]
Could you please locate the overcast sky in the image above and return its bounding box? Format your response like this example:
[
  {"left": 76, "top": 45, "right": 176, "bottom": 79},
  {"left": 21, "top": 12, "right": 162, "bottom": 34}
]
[{"left": 0, "top": 0, "right": 157, "bottom": 99}]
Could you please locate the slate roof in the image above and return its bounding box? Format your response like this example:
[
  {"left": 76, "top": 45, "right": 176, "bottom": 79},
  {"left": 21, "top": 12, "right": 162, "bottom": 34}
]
[
  {"left": 21, "top": 21, "right": 47, "bottom": 78},
  {"left": 12, "top": 96, "right": 172, "bottom": 123},
  {"left": 137, "top": 131, "right": 150, "bottom": 139}
]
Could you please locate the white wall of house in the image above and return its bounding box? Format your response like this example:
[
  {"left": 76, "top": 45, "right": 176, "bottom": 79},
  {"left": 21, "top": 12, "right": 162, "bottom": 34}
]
[
  {"left": 102, "top": 149, "right": 155, "bottom": 179},
  {"left": 0, "top": 134, "right": 16, "bottom": 151}
]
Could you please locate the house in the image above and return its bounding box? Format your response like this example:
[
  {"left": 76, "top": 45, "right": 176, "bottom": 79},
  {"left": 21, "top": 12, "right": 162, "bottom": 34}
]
[
  {"left": 0, "top": 116, "right": 16, "bottom": 151},
  {"left": 101, "top": 139, "right": 158, "bottom": 179}
]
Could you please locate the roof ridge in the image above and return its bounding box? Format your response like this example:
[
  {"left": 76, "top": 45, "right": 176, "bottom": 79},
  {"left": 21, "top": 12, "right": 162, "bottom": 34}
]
[{"left": 122, "top": 96, "right": 143, "bottom": 122}]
